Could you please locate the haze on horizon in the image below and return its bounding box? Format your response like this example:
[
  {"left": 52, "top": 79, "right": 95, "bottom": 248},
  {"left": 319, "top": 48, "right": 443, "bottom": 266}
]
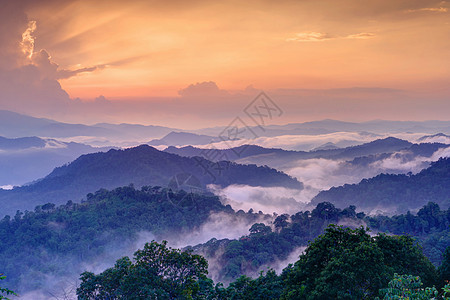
[{"left": 0, "top": 0, "right": 449, "bottom": 129}]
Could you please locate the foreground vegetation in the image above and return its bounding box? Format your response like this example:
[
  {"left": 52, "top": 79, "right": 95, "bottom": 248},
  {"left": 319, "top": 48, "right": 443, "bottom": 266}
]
[
  {"left": 190, "top": 201, "right": 449, "bottom": 282},
  {"left": 0, "top": 185, "right": 449, "bottom": 294},
  {"left": 76, "top": 226, "right": 450, "bottom": 299}
]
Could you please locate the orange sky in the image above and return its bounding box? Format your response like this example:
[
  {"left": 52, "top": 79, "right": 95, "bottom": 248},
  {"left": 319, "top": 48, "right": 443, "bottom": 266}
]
[
  {"left": 25, "top": 0, "right": 449, "bottom": 99},
  {"left": 0, "top": 0, "right": 449, "bottom": 128}
]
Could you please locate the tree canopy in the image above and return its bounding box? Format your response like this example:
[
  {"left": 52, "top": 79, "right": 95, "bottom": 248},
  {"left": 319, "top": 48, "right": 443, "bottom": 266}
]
[
  {"left": 282, "top": 225, "right": 438, "bottom": 300},
  {"left": 77, "top": 240, "right": 209, "bottom": 299}
]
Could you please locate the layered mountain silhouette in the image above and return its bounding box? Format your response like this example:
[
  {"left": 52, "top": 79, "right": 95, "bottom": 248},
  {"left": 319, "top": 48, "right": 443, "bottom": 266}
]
[
  {"left": 0, "top": 136, "right": 47, "bottom": 150},
  {"left": 0, "top": 145, "right": 302, "bottom": 217},
  {"left": 149, "top": 131, "right": 219, "bottom": 146},
  {"left": 165, "top": 137, "right": 415, "bottom": 163},
  {"left": 3, "top": 109, "right": 450, "bottom": 142},
  {"left": 0, "top": 136, "right": 112, "bottom": 186},
  {"left": 0, "top": 110, "right": 176, "bottom": 140},
  {"left": 311, "top": 157, "right": 450, "bottom": 213}
]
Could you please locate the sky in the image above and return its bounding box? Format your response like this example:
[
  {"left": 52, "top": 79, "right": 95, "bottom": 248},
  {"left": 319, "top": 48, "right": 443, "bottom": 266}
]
[{"left": 0, "top": 0, "right": 449, "bottom": 128}]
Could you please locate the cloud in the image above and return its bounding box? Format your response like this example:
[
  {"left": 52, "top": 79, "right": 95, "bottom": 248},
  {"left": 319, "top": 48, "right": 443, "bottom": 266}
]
[
  {"left": 287, "top": 32, "right": 375, "bottom": 42},
  {"left": 267, "top": 146, "right": 450, "bottom": 208},
  {"left": 267, "top": 246, "right": 306, "bottom": 275},
  {"left": 56, "top": 64, "right": 106, "bottom": 80},
  {"left": 345, "top": 32, "right": 376, "bottom": 39},
  {"left": 21, "top": 20, "right": 36, "bottom": 60},
  {"left": 416, "top": 135, "right": 450, "bottom": 144},
  {"left": 178, "top": 81, "right": 230, "bottom": 98},
  {"left": 279, "top": 158, "right": 368, "bottom": 205},
  {"left": 0, "top": 3, "right": 109, "bottom": 118},
  {"left": 286, "top": 32, "right": 334, "bottom": 42},
  {"left": 406, "top": 6, "right": 448, "bottom": 13},
  {"left": 208, "top": 132, "right": 375, "bottom": 151},
  {"left": 431, "top": 146, "right": 450, "bottom": 160},
  {"left": 0, "top": 1, "right": 29, "bottom": 69},
  {"left": 0, "top": 185, "right": 14, "bottom": 190},
  {"left": 166, "top": 212, "right": 270, "bottom": 249},
  {"left": 369, "top": 146, "right": 450, "bottom": 173},
  {"left": 208, "top": 184, "right": 308, "bottom": 214}
]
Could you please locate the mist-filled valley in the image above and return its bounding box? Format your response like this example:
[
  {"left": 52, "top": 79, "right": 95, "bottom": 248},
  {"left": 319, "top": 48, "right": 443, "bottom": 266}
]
[
  {"left": 0, "top": 110, "right": 449, "bottom": 299},
  {"left": 1, "top": 0, "right": 450, "bottom": 298}
]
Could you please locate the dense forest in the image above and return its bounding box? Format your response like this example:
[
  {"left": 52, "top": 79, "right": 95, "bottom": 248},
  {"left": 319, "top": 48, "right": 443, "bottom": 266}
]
[
  {"left": 189, "top": 201, "right": 450, "bottom": 283},
  {"left": 0, "top": 186, "right": 245, "bottom": 291},
  {"left": 75, "top": 227, "right": 450, "bottom": 299},
  {"left": 312, "top": 157, "right": 450, "bottom": 212},
  {"left": 0, "top": 185, "right": 449, "bottom": 297}
]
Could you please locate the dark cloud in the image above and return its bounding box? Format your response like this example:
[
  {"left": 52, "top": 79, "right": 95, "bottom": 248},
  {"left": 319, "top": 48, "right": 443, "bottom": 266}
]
[
  {"left": 178, "top": 81, "right": 230, "bottom": 98},
  {"left": 0, "top": 1, "right": 107, "bottom": 118},
  {"left": 0, "top": 1, "right": 29, "bottom": 69}
]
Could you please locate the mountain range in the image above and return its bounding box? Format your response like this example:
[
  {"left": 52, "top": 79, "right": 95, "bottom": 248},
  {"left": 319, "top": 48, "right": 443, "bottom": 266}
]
[
  {"left": 0, "top": 110, "right": 176, "bottom": 141},
  {"left": 0, "top": 136, "right": 112, "bottom": 186},
  {"left": 148, "top": 131, "right": 219, "bottom": 146},
  {"left": 0, "top": 145, "right": 302, "bottom": 217},
  {"left": 164, "top": 137, "right": 428, "bottom": 166},
  {"left": 3, "top": 110, "right": 450, "bottom": 145},
  {"left": 311, "top": 157, "right": 450, "bottom": 213}
]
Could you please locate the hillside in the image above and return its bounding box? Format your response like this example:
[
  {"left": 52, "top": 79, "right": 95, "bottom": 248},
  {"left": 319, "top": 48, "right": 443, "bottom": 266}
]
[
  {"left": 188, "top": 201, "right": 449, "bottom": 283},
  {"left": 311, "top": 157, "right": 450, "bottom": 213},
  {"left": 0, "top": 185, "right": 262, "bottom": 292},
  {"left": 1, "top": 185, "right": 447, "bottom": 295},
  {"left": 0, "top": 145, "right": 302, "bottom": 216}
]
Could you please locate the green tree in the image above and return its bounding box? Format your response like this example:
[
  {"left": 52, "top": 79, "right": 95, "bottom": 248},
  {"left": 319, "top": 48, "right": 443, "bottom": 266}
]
[
  {"left": 282, "top": 225, "right": 438, "bottom": 300},
  {"left": 222, "top": 269, "right": 283, "bottom": 299},
  {"left": 274, "top": 214, "right": 289, "bottom": 232},
  {"left": 377, "top": 274, "right": 438, "bottom": 299},
  {"left": 439, "top": 246, "right": 450, "bottom": 284},
  {"left": 0, "top": 274, "right": 16, "bottom": 300},
  {"left": 77, "top": 240, "right": 210, "bottom": 299},
  {"left": 249, "top": 223, "right": 272, "bottom": 236}
]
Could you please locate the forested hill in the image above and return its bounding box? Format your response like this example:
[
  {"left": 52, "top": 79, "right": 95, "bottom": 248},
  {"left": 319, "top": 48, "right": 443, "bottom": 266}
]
[
  {"left": 188, "top": 201, "right": 449, "bottom": 284},
  {"left": 312, "top": 157, "right": 450, "bottom": 213},
  {"left": 0, "top": 145, "right": 302, "bottom": 216},
  {"left": 0, "top": 185, "right": 267, "bottom": 292},
  {"left": 1, "top": 184, "right": 447, "bottom": 295}
]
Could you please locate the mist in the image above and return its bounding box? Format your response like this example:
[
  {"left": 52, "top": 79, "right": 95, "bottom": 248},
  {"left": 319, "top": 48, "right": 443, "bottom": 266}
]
[
  {"left": 219, "top": 146, "right": 450, "bottom": 212},
  {"left": 13, "top": 230, "right": 156, "bottom": 300},
  {"left": 203, "top": 131, "right": 377, "bottom": 152},
  {"left": 166, "top": 212, "right": 270, "bottom": 249},
  {"left": 14, "top": 210, "right": 273, "bottom": 299},
  {"left": 208, "top": 184, "right": 308, "bottom": 215}
]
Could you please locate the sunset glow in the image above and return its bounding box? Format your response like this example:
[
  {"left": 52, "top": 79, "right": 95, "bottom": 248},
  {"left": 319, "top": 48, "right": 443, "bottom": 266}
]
[{"left": 0, "top": 0, "right": 449, "bottom": 127}]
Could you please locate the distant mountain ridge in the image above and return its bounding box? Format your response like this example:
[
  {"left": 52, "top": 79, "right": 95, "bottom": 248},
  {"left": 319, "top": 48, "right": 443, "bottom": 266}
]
[
  {"left": 2, "top": 109, "right": 450, "bottom": 142},
  {"left": 195, "top": 119, "right": 450, "bottom": 136},
  {"left": 0, "top": 110, "right": 177, "bottom": 140},
  {"left": 0, "top": 110, "right": 114, "bottom": 138},
  {"left": 0, "top": 145, "right": 302, "bottom": 217},
  {"left": 418, "top": 133, "right": 450, "bottom": 141},
  {"left": 417, "top": 133, "right": 450, "bottom": 144},
  {"left": 0, "top": 135, "right": 112, "bottom": 186},
  {"left": 0, "top": 136, "right": 46, "bottom": 150},
  {"left": 311, "top": 157, "right": 450, "bottom": 213},
  {"left": 165, "top": 137, "right": 415, "bottom": 162},
  {"left": 149, "top": 131, "right": 219, "bottom": 146}
]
